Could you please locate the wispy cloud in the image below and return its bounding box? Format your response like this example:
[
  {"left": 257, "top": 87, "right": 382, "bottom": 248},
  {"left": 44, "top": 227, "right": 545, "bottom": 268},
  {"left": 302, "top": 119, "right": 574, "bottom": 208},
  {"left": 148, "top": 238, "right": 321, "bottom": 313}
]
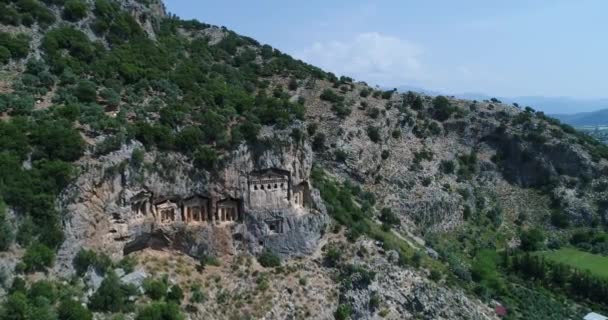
[{"left": 297, "top": 32, "right": 427, "bottom": 87}]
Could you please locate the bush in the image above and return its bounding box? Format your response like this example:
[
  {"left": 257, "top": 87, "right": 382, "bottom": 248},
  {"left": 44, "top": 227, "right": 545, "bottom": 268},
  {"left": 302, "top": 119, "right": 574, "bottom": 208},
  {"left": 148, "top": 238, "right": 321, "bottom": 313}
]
[
  {"left": 320, "top": 89, "right": 343, "bottom": 103},
  {"left": 143, "top": 278, "right": 169, "bottom": 301},
  {"left": 63, "top": 0, "right": 88, "bottom": 21},
  {"left": 166, "top": 284, "right": 184, "bottom": 304},
  {"left": 73, "top": 249, "right": 112, "bottom": 276},
  {"left": 23, "top": 243, "right": 55, "bottom": 272},
  {"left": 312, "top": 133, "right": 326, "bottom": 151},
  {"left": 381, "top": 150, "right": 390, "bottom": 160},
  {"left": 335, "top": 149, "right": 348, "bottom": 163},
  {"left": 379, "top": 208, "right": 400, "bottom": 226},
  {"left": 439, "top": 160, "right": 455, "bottom": 174},
  {"left": 550, "top": 210, "right": 569, "bottom": 229},
  {"left": 367, "top": 126, "right": 381, "bottom": 143},
  {"left": 367, "top": 107, "right": 380, "bottom": 119},
  {"left": 258, "top": 250, "right": 281, "bottom": 268},
  {"left": 136, "top": 302, "right": 184, "bottom": 320},
  {"left": 334, "top": 304, "right": 352, "bottom": 320},
  {"left": 323, "top": 244, "right": 342, "bottom": 268}
]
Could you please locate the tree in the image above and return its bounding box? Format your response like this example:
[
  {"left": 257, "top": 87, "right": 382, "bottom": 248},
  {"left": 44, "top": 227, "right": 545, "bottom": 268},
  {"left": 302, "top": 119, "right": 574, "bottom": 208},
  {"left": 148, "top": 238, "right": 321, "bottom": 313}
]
[
  {"left": 58, "top": 299, "right": 93, "bottom": 320},
  {"left": 0, "top": 201, "right": 13, "bottom": 251},
  {"left": 432, "top": 95, "right": 456, "bottom": 121},
  {"left": 193, "top": 145, "right": 218, "bottom": 171},
  {"left": 0, "top": 46, "right": 10, "bottom": 64},
  {"left": 63, "top": 0, "right": 89, "bottom": 21},
  {"left": 89, "top": 272, "right": 134, "bottom": 312},
  {"left": 23, "top": 243, "right": 55, "bottom": 272},
  {"left": 520, "top": 228, "right": 546, "bottom": 251},
  {"left": 1, "top": 293, "right": 29, "bottom": 320},
  {"left": 73, "top": 80, "right": 97, "bottom": 103}
]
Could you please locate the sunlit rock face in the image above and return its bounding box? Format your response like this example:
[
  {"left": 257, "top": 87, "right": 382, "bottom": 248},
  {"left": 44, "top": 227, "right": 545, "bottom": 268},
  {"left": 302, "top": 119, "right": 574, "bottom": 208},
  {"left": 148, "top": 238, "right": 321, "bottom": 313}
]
[{"left": 54, "top": 127, "right": 328, "bottom": 276}]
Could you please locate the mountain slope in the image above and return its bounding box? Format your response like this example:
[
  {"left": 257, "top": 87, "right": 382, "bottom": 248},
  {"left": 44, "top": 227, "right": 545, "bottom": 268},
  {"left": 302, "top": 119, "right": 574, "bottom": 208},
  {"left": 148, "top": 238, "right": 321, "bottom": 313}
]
[{"left": 0, "top": 1, "right": 607, "bottom": 319}]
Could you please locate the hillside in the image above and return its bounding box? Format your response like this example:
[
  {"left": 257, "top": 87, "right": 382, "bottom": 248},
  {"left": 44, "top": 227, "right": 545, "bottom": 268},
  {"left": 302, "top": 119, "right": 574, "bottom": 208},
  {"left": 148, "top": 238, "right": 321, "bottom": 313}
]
[{"left": 0, "top": 1, "right": 607, "bottom": 319}]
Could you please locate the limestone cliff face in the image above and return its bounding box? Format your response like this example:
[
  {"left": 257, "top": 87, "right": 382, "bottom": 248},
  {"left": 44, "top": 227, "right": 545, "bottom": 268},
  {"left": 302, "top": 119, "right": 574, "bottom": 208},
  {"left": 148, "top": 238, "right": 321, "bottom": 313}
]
[{"left": 54, "top": 126, "right": 328, "bottom": 275}]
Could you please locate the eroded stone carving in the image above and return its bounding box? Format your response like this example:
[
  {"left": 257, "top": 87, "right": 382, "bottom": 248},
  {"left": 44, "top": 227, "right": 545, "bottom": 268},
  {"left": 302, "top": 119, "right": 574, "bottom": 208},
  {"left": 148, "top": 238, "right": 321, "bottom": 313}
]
[
  {"left": 183, "top": 195, "right": 209, "bottom": 223},
  {"left": 155, "top": 199, "right": 179, "bottom": 224},
  {"left": 248, "top": 168, "right": 290, "bottom": 210}
]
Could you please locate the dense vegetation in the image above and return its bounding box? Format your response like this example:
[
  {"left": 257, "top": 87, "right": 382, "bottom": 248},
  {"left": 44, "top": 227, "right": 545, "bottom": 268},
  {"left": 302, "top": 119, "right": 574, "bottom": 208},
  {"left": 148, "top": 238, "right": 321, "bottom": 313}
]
[{"left": 0, "top": 0, "right": 333, "bottom": 271}]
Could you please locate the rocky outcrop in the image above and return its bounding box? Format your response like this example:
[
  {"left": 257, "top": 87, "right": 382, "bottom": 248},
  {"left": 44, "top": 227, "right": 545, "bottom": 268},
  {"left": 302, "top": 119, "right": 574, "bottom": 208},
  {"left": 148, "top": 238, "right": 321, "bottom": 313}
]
[
  {"left": 338, "top": 240, "right": 497, "bottom": 320},
  {"left": 55, "top": 126, "right": 329, "bottom": 276}
]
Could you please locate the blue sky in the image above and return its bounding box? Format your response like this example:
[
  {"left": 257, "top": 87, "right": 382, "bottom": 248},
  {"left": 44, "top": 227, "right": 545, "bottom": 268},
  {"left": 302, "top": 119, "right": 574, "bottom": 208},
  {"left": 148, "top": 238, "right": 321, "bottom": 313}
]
[{"left": 164, "top": 0, "right": 608, "bottom": 102}]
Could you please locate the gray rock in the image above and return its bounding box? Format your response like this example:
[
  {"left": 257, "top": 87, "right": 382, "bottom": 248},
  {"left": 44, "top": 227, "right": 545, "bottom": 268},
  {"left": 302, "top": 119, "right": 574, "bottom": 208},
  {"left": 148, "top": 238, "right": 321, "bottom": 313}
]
[{"left": 121, "top": 269, "right": 148, "bottom": 292}]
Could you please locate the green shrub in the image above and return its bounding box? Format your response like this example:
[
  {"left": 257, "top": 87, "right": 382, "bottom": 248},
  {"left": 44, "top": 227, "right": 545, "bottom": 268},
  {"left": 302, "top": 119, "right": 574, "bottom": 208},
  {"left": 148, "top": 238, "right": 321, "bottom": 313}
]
[
  {"left": 379, "top": 208, "right": 399, "bottom": 226},
  {"left": 323, "top": 244, "right": 342, "bottom": 268},
  {"left": 381, "top": 150, "right": 390, "bottom": 160},
  {"left": 335, "top": 149, "right": 348, "bottom": 163},
  {"left": 312, "top": 133, "right": 326, "bottom": 151},
  {"left": 1, "top": 292, "right": 29, "bottom": 320},
  {"left": 117, "top": 256, "right": 137, "bottom": 274},
  {"left": 381, "top": 90, "right": 394, "bottom": 99},
  {"left": 198, "top": 255, "right": 220, "bottom": 269},
  {"left": 193, "top": 146, "right": 218, "bottom": 171},
  {"left": 166, "top": 284, "right": 184, "bottom": 304},
  {"left": 367, "top": 126, "right": 381, "bottom": 143},
  {"left": 258, "top": 250, "right": 281, "bottom": 268},
  {"left": 334, "top": 304, "right": 352, "bottom": 320},
  {"left": 0, "top": 32, "right": 30, "bottom": 59},
  {"left": 391, "top": 129, "right": 401, "bottom": 139},
  {"left": 23, "top": 243, "right": 55, "bottom": 272},
  {"left": 520, "top": 228, "right": 545, "bottom": 251},
  {"left": 320, "top": 89, "right": 343, "bottom": 103},
  {"left": 367, "top": 107, "right": 380, "bottom": 119},
  {"left": 73, "top": 249, "right": 112, "bottom": 276},
  {"left": 190, "top": 285, "right": 205, "bottom": 303},
  {"left": 439, "top": 160, "right": 455, "bottom": 174},
  {"left": 143, "top": 278, "right": 169, "bottom": 301}
]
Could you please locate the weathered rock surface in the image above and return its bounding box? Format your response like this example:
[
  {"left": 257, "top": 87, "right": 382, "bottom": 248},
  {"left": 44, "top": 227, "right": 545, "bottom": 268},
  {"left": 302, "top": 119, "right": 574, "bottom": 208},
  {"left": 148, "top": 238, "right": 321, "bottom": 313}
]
[{"left": 55, "top": 128, "right": 328, "bottom": 276}]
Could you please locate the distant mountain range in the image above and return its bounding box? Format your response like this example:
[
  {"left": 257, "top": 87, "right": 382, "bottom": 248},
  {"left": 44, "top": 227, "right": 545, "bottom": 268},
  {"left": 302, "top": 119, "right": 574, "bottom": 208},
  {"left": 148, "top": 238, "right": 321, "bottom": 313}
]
[
  {"left": 551, "top": 109, "right": 608, "bottom": 127},
  {"left": 394, "top": 86, "right": 608, "bottom": 117}
]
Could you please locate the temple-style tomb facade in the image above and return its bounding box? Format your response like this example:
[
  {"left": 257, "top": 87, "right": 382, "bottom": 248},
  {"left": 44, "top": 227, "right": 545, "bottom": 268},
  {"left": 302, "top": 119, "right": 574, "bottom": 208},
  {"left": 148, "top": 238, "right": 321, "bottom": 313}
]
[{"left": 136, "top": 168, "right": 311, "bottom": 227}]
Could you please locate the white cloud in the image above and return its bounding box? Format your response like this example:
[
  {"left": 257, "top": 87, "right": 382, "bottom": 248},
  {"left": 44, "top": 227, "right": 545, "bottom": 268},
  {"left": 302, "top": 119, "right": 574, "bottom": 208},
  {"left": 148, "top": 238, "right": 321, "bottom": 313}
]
[{"left": 298, "top": 32, "right": 426, "bottom": 86}]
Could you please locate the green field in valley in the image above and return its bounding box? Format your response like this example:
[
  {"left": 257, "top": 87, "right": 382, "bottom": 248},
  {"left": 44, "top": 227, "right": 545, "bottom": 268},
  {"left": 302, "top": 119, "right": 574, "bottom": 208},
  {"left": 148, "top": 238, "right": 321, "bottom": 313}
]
[{"left": 540, "top": 247, "right": 608, "bottom": 278}]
